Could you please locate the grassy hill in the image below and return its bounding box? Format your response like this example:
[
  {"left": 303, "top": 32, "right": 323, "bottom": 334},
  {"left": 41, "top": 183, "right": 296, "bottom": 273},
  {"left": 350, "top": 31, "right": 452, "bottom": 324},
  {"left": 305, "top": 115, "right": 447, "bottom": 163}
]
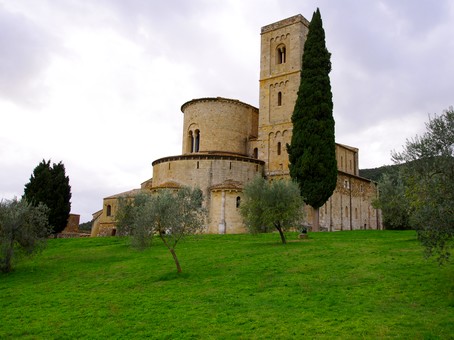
[{"left": 1, "top": 231, "right": 452, "bottom": 338}]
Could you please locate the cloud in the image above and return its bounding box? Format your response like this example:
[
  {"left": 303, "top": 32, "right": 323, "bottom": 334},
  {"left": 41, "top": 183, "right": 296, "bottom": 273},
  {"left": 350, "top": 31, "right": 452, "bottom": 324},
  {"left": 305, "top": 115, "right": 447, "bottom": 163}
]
[
  {"left": 0, "top": 0, "right": 453, "bottom": 222},
  {"left": 0, "top": 5, "right": 59, "bottom": 106}
]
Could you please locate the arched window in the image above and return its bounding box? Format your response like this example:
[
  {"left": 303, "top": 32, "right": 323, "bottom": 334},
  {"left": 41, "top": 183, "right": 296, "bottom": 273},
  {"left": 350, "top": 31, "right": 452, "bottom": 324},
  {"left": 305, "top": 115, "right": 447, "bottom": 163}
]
[
  {"left": 236, "top": 196, "right": 241, "bottom": 208},
  {"left": 189, "top": 131, "right": 194, "bottom": 153},
  {"left": 276, "top": 44, "right": 286, "bottom": 64},
  {"left": 106, "top": 205, "right": 112, "bottom": 217},
  {"left": 344, "top": 180, "right": 350, "bottom": 189},
  {"left": 195, "top": 130, "right": 200, "bottom": 152},
  {"left": 277, "top": 142, "right": 281, "bottom": 156},
  {"left": 277, "top": 91, "right": 282, "bottom": 106},
  {"left": 253, "top": 148, "right": 258, "bottom": 159}
]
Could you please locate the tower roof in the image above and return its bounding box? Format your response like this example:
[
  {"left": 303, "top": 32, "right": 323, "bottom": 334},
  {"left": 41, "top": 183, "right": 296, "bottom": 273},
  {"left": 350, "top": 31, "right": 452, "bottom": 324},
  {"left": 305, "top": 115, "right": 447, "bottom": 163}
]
[{"left": 261, "top": 14, "right": 310, "bottom": 34}]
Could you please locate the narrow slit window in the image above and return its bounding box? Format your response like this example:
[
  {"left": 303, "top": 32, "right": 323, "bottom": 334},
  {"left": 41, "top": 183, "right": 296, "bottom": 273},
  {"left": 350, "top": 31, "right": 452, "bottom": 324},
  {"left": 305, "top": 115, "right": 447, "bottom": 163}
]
[
  {"left": 277, "top": 92, "right": 282, "bottom": 106},
  {"left": 253, "top": 148, "right": 258, "bottom": 159},
  {"left": 236, "top": 196, "right": 241, "bottom": 208},
  {"left": 106, "top": 205, "right": 112, "bottom": 217},
  {"left": 277, "top": 142, "right": 281, "bottom": 156}
]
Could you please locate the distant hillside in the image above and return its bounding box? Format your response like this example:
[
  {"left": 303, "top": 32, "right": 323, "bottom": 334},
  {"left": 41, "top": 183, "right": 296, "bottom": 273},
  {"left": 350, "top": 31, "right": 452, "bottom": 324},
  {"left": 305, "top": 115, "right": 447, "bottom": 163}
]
[
  {"left": 79, "top": 221, "right": 93, "bottom": 232},
  {"left": 360, "top": 158, "right": 434, "bottom": 182},
  {"left": 359, "top": 164, "right": 397, "bottom": 182}
]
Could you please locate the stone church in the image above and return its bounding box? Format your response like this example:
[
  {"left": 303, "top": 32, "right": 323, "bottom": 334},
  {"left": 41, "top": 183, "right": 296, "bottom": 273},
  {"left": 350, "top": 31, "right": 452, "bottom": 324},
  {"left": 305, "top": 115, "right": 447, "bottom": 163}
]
[{"left": 91, "top": 14, "right": 382, "bottom": 237}]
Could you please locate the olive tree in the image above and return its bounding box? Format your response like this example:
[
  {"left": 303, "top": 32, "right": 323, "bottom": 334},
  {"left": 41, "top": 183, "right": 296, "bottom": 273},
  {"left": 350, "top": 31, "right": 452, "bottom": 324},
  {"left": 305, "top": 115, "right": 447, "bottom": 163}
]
[
  {"left": 392, "top": 107, "right": 454, "bottom": 263},
  {"left": 373, "top": 171, "right": 412, "bottom": 230},
  {"left": 240, "top": 176, "right": 304, "bottom": 244},
  {"left": 0, "top": 198, "right": 51, "bottom": 273},
  {"left": 116, "top": 187, "right": 206, "bottom": 273}
]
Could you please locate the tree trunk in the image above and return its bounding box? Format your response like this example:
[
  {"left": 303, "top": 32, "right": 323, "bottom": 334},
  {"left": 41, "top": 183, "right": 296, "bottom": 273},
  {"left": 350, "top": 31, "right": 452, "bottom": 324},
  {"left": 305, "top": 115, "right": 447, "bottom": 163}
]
[
  {"left": 1, "top": 238, "right": 14, "bottom": 273},
  {"left": 275, "top": 224, "right": 287, "bottom": 244},
  {"left": 312, "top": 207, "right": 320, "bottom": 232},
  {"left": 169, "top": 248, "right": 182, "bottom": 273},
  {"left": 159, "top": 232, "right": 182, "bottom": 273}
]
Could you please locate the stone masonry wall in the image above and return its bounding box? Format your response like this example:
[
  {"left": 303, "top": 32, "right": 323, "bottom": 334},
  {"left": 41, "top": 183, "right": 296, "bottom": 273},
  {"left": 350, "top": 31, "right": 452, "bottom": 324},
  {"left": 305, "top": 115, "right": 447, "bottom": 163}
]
[{"left": 181, "top": 98, "right": 259, "bottom": 156}]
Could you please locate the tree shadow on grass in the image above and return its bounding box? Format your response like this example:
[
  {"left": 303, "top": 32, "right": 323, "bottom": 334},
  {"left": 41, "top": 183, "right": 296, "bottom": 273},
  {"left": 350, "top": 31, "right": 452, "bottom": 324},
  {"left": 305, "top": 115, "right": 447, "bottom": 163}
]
[{"left": 155, "top": 271, "right": 190, "bottom": 282}]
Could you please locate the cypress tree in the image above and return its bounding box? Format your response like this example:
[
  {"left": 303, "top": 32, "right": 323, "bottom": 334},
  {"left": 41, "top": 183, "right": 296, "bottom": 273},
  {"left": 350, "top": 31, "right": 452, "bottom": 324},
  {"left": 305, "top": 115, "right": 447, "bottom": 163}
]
[
  {"left": 287, "top": 8, "right": 337, "bottom": 231},
  {"left": 23, "top": 159, "right": 72, "bottom": 235}
]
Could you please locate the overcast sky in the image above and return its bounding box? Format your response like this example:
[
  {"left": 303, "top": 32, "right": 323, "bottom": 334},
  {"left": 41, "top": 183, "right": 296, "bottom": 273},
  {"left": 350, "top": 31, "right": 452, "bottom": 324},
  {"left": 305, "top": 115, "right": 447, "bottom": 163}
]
[{"left": 1, "top": 0, "right": 453, "bottom": 222}]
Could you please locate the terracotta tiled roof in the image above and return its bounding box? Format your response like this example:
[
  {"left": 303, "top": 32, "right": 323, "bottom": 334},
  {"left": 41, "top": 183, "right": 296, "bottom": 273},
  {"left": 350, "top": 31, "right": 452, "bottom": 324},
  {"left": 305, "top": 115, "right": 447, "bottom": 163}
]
[
  {"left": 104, "top": 188, "right": 144, "bottom": 199},
  {"left": 140, "top": 177, "right": 153, "bottom": 189},
  {"left": 210, "top": 179, "right": 243, "bottom": 191},
  {"left": 153, "top": 181, "right": 181, "bottom": 189}
]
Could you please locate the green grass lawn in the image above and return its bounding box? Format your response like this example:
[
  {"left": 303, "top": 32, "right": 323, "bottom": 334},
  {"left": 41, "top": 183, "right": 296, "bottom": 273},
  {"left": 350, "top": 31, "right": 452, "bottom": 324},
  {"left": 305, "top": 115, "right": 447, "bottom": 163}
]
[{"left": 1, "top": 231, "right": 453, "bottom": 339}]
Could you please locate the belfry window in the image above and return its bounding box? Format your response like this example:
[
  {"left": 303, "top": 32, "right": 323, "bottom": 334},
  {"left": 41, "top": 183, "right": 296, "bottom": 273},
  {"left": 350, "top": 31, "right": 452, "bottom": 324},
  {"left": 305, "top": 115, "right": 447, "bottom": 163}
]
[
  {"left": 277, "top": 142, "right": 281, "bottom": 156},
  {"left": 277, "top": 91, "right": 282, "bottom": 106},
  {"left": 276, "top": 45, "right": 286, "bottom": 64},
  {"left": 106, "top": 205, "right": 112, "bottom": 217}
]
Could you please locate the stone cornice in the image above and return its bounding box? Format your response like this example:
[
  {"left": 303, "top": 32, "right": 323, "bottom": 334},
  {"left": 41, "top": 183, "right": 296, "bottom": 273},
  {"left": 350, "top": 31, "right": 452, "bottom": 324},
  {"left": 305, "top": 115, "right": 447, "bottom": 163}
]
[
  {"left": 261, "top": 14, "right": 310, "bottom": 34},
  {"left": 152, "top": 153, "right": 265, "bottom": 166},
  {"left": 181, "top": 97, "right": 258, "bottom": 113}
]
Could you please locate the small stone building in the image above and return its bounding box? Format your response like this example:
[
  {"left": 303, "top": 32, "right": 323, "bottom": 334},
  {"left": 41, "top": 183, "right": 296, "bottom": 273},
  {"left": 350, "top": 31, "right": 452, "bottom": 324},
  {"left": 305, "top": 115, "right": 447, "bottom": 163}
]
[{"left": 92, "top": 14, "right": 382, "bottom": 236}]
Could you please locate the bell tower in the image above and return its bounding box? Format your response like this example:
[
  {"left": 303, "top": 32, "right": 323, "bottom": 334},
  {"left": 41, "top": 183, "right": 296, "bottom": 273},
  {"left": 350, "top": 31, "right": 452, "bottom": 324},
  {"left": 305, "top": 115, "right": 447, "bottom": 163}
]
[{"left": 256, "top": 14, "right": 310, "bottom": 179}]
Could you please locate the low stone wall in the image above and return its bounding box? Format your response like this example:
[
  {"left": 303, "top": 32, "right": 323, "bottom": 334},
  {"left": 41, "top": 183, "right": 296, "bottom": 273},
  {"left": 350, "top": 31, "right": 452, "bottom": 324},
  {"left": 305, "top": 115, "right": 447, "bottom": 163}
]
[{"left": 56, "top": 232, "right": 91, "bottom": 238}]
